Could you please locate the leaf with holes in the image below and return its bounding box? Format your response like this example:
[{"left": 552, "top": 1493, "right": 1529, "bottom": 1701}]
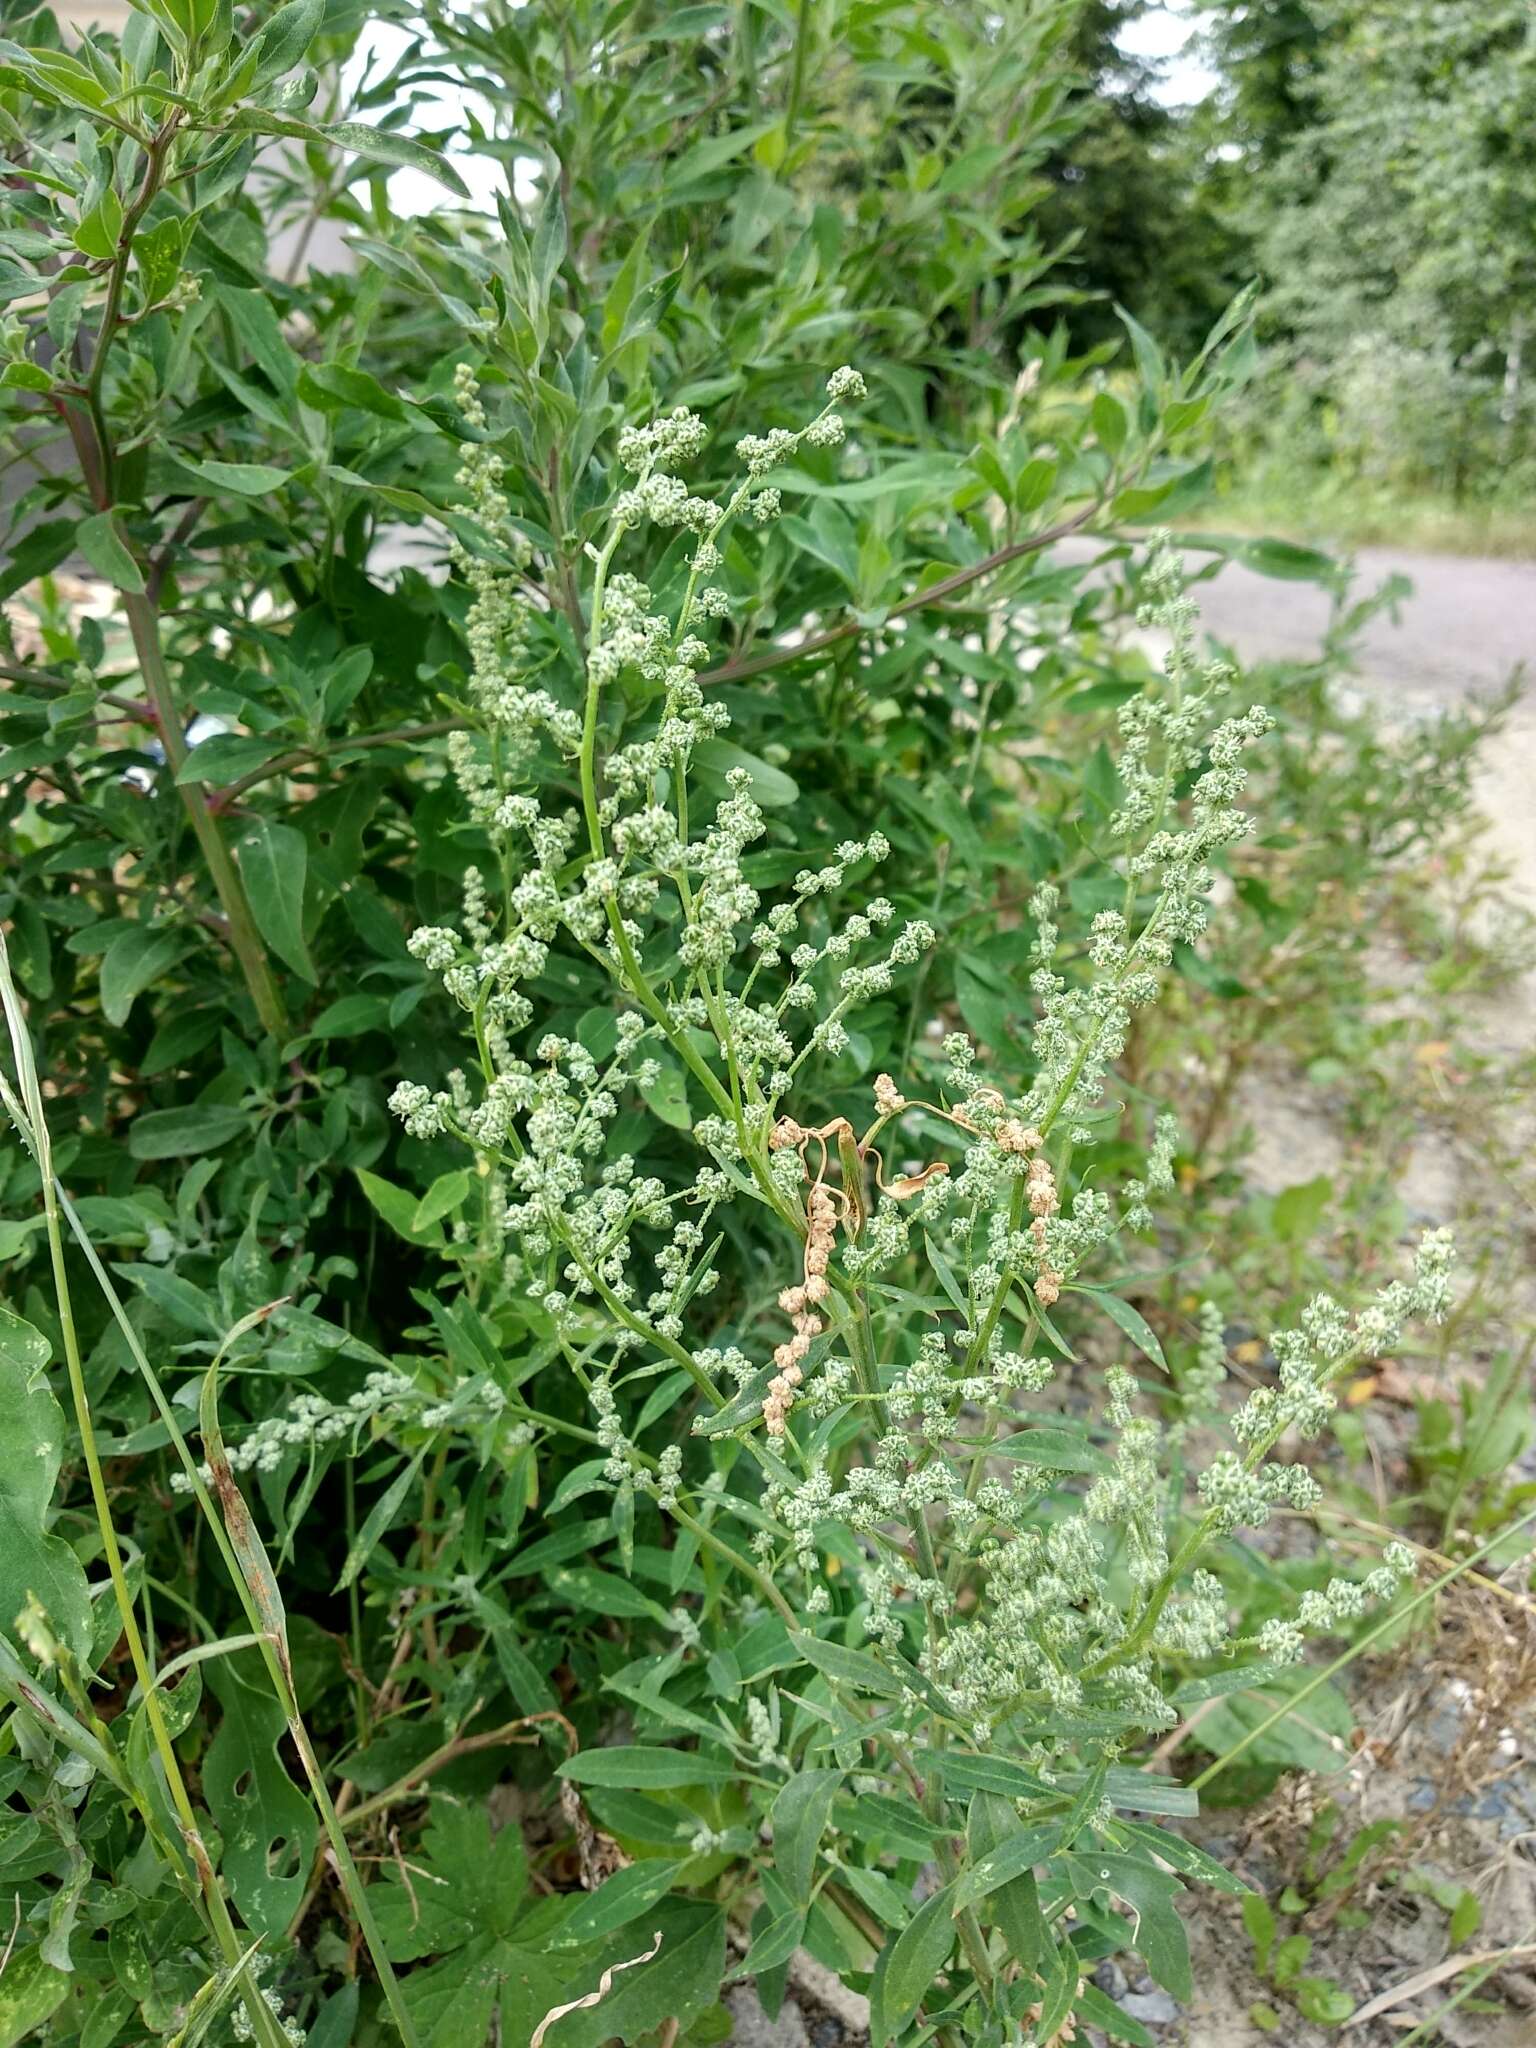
[{"left": 202, "top": 1647, "right": 316, "bottom": 1937}]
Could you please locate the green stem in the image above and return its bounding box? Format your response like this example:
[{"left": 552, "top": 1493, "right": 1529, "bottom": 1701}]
[
  {"left": 0, "top": 948, "right": 289, "bottom": 2048},
  {"left": 782, "top": 0, "right": 813, "bottom": 151},
  {"left": 0, "top": 1031, "right": 414, "bottom": 2044},
  {"left": 670, "top": 1503, "right": 797, "bottom": 1626},
  {"left": 123, "top": 591, "right": 286, "bottom": 1036}
]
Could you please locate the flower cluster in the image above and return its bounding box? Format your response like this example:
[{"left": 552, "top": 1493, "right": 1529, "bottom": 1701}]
[
  {"left": 388, "top": 380, "right": 1457, "bottom": 1860},
  {"left": 1016, "top": 547, "right": 1273, "bottom": 1144},
  {"left": 172, "top": 1371, "right": 511, "bottom": 1493}
]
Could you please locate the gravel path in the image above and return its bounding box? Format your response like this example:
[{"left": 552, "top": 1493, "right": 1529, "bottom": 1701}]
[{"left": 1175, "top": 541, "right": 1534, "bottom": 705}]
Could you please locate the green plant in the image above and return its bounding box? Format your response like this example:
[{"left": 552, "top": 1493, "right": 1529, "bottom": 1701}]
[
  {"left": 1, "top": 3, "right": 1527, "bottom": 2045},
  {"left": 1240, "top": 1802, "right": 1492, "bottom": 2033},
  {"left": 334, "top": 364, "right": 1450, "bottom": 2044}
]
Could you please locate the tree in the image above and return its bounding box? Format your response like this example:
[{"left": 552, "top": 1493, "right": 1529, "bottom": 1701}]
[
  {"left": 1038, "top": 1, "right": 1248, "bottom": 356},
  {"left": 1236, "top": 0, "right": 1536, "bottom": 489}
]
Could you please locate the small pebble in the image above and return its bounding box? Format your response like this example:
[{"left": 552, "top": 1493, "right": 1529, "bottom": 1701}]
[
  {"left": 1094, "top": 1959, "right": 1128, "bottom": 1998},
  {"left": 1120, "top": 1988, "right": 1183, "bottom": 2026}
]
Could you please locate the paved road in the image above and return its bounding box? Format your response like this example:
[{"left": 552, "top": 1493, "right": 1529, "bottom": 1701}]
[
  {"left": 1055, "top": 535, "right": 1536, "bottom": 918},
  {"left": 1055, "top": 536, "right": 1535, "bottom": 706}
]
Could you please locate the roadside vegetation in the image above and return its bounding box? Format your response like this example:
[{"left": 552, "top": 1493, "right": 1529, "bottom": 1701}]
[{"left": 0, "top": 4, "right": 1530, "bottom": 2046}]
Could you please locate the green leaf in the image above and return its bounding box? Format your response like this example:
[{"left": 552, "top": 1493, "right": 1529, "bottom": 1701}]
[
  {"left": 927, "top": 1751, "right": 1052, "bottom": 1804},
  {"left": 1067, "top": 1852, "right": 1191, "bottom": 2002},
  {"left": 693, "top": 737, "right": 798, "bottom": 807},
  {"left": 1015, "top": 455, "right": 1058, "bottom": 512},
  {"left": 297, "top": 361, "right": 413, "bottom": 421},
  {"left": 733, "top": 1905, "right": 806, "bottom": 1981},
  {"left": 308, "top": 994, "right": 390, "bottom": 1038},
  {"left": 1270, "top": 1174, "right": 1333, "bottom": 1245},
  {"left": 1091, "top": 390, "right": 1128, "bottom": 455},
  {"left": 175, "top": 733, "right": 283, "bottom": 786},
  {"left": 1074, "top": 1287, "right": 1167, "bottom": 1371},
  {"left": 1099, "top": 1766, "right": 1197, "bottom": 1816},
  {"left": 375, "top": 1799, "right": 529, "bottom": 1963},
  {"left": 771, "top": 1769, "right": 842, "bottom": 1906},
  {"left": 202, "top": 1649, "right": 316, "bottom": 1938},
  {"left": 1241, "top": 1892, "right": 1276, "bottom": 1974},
  {"left": 180, "top": 458, "right": 294, "bottom": 497},
  {"left": 531, "top": 177, "right": 566, "bottom": 302},
  {"left": 72, "top": 187, "right": 123, "bottom": 262},
  {"left": 0, "top": 519, "right": 74, "bottom": 604},
  {"left": 952, "top": 1824, "right": 1065, "bottom": 1910},
  {"left": 76, "top": 511, "right": 144, "bottom": 594},
  {"left": 1074, "top": 1980, "right": 1156, "bottom": 2047},
  {"left": 99, "top": 925, "right": 191, "bottom": 1027},
  {"left": 412, "top": 1170, "right": 471, "bottom": 1232},
  {"left": 323, "top": 120, "right": 470, "bottom": 197},
  {"left": 249, "top": 0, "right": 325, "bottom": 88},
  {"left": 553, "top": 1859, "right": 684, "bottom": 1947},
  {"left": 967, "top": 1791, "right": 1045, "bottom": 1973},
  {"left": 1238, "top": 537, "right": 1338, "bottom": 584},
  {"left": 991, "top": 1426, "right": 1110, "bottom": 1475},
  {"left": 0, "top": 1218, "right": 44, "bottom": 1262},
  {"left": 0, "top": 1946, "right": 69, "bottom": 2048},
  {"left": 0, "top": 1309, "right": 48, "bottom": 1379},
  {"left": 335, "top": 1452, "right": 425, "bottom": 1591},
  {"left": 1448, "top": 1888, "right": 1481, "bottom": 1947},
  {"left": 638, "top": 1055, "right": 691, "bottom": 1130},
  {"left": 1295, "top": 1976, "right": 1354, "bottom": 2024},
  {"left": 355, "top": 1168, "right": 444, "bottom": 1247},
  {"left": 544, "top": 1563, "right": 671, "bottom": 1623},
  {"left": 880, "top": 1889, "right": 957, "bottom": 2033},
  {"left": 0, "top": 1314, "right": 92, "bottom": 1663},
  {"left": 558, "top": 1746, "right": 736, "bottom": 1790},
  {"left": 128, "top": 1103, "right": 252, "bottom": 1159},
  {"left": 789, "top": 1630, "right": 904, "bottom": 1699},
  {"left": 235, "top": 819, "right": 314, "bottom": 980},
  {"left": 548, "top": 1901, "right": 724, "bottom": 2048},
  {"left": 1117, "top": 1821, "right": 1249, "bottom": 1898}
]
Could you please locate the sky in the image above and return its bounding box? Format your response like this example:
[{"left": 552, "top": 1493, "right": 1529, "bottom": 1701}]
[{"left": 1118, "top": 1, "right": 1219, "bottom": 107}]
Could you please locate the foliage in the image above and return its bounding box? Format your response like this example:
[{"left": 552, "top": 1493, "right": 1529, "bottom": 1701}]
[
  {"left": 0, "top": 3, "right": 1526, "bottom": 2047},
  {"left": 1205, "top": 0, "right": 1536, "bottom": 504}
]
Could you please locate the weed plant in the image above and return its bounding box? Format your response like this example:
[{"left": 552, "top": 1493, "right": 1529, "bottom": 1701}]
[{"left": 0, "top": 3, "right": 1529, "bottom": 2045}]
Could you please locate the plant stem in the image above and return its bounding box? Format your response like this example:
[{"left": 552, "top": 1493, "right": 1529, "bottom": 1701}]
[
  {"left": 0, "top": 941, "right": 290, "bottom": 2048},
  {"left": 123, "top": 592, "right": 286, "bottom": 1034},
  {"left": 782, "top": 0, "right": 813, "bottom": 151},
  {"left": 697, "top": 504, "right": 1102, "bottom": 686}
]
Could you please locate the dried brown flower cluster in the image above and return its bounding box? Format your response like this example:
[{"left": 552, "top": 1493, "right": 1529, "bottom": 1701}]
[
  {"left": 1026, "top": 1154, "right": 1063, "bottom": 1305},
  {"left": 765, "top": 1172, "right": 838, "bottom": 1436}
]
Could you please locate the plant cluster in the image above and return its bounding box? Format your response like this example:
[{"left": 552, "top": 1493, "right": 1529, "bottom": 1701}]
[{"left": 0, "top": 4, "right": 1526, "bottom": 2047}]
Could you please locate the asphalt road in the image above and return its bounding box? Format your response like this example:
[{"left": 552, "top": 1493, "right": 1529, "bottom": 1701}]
[
  {"left": 1053, "top": 535, "right": 1536, "bottom": 924},
  {"left": 1054, "top": 536, "right": 1535, "bottom": 707}
]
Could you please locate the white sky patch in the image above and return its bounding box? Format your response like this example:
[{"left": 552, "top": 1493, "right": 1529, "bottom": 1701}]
[
  {"left": 1117, "top": 1, "right": 1218, "bottom": 108},
  {"left": 342, "top": 7, "right": 537, "bottom": 220}
]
